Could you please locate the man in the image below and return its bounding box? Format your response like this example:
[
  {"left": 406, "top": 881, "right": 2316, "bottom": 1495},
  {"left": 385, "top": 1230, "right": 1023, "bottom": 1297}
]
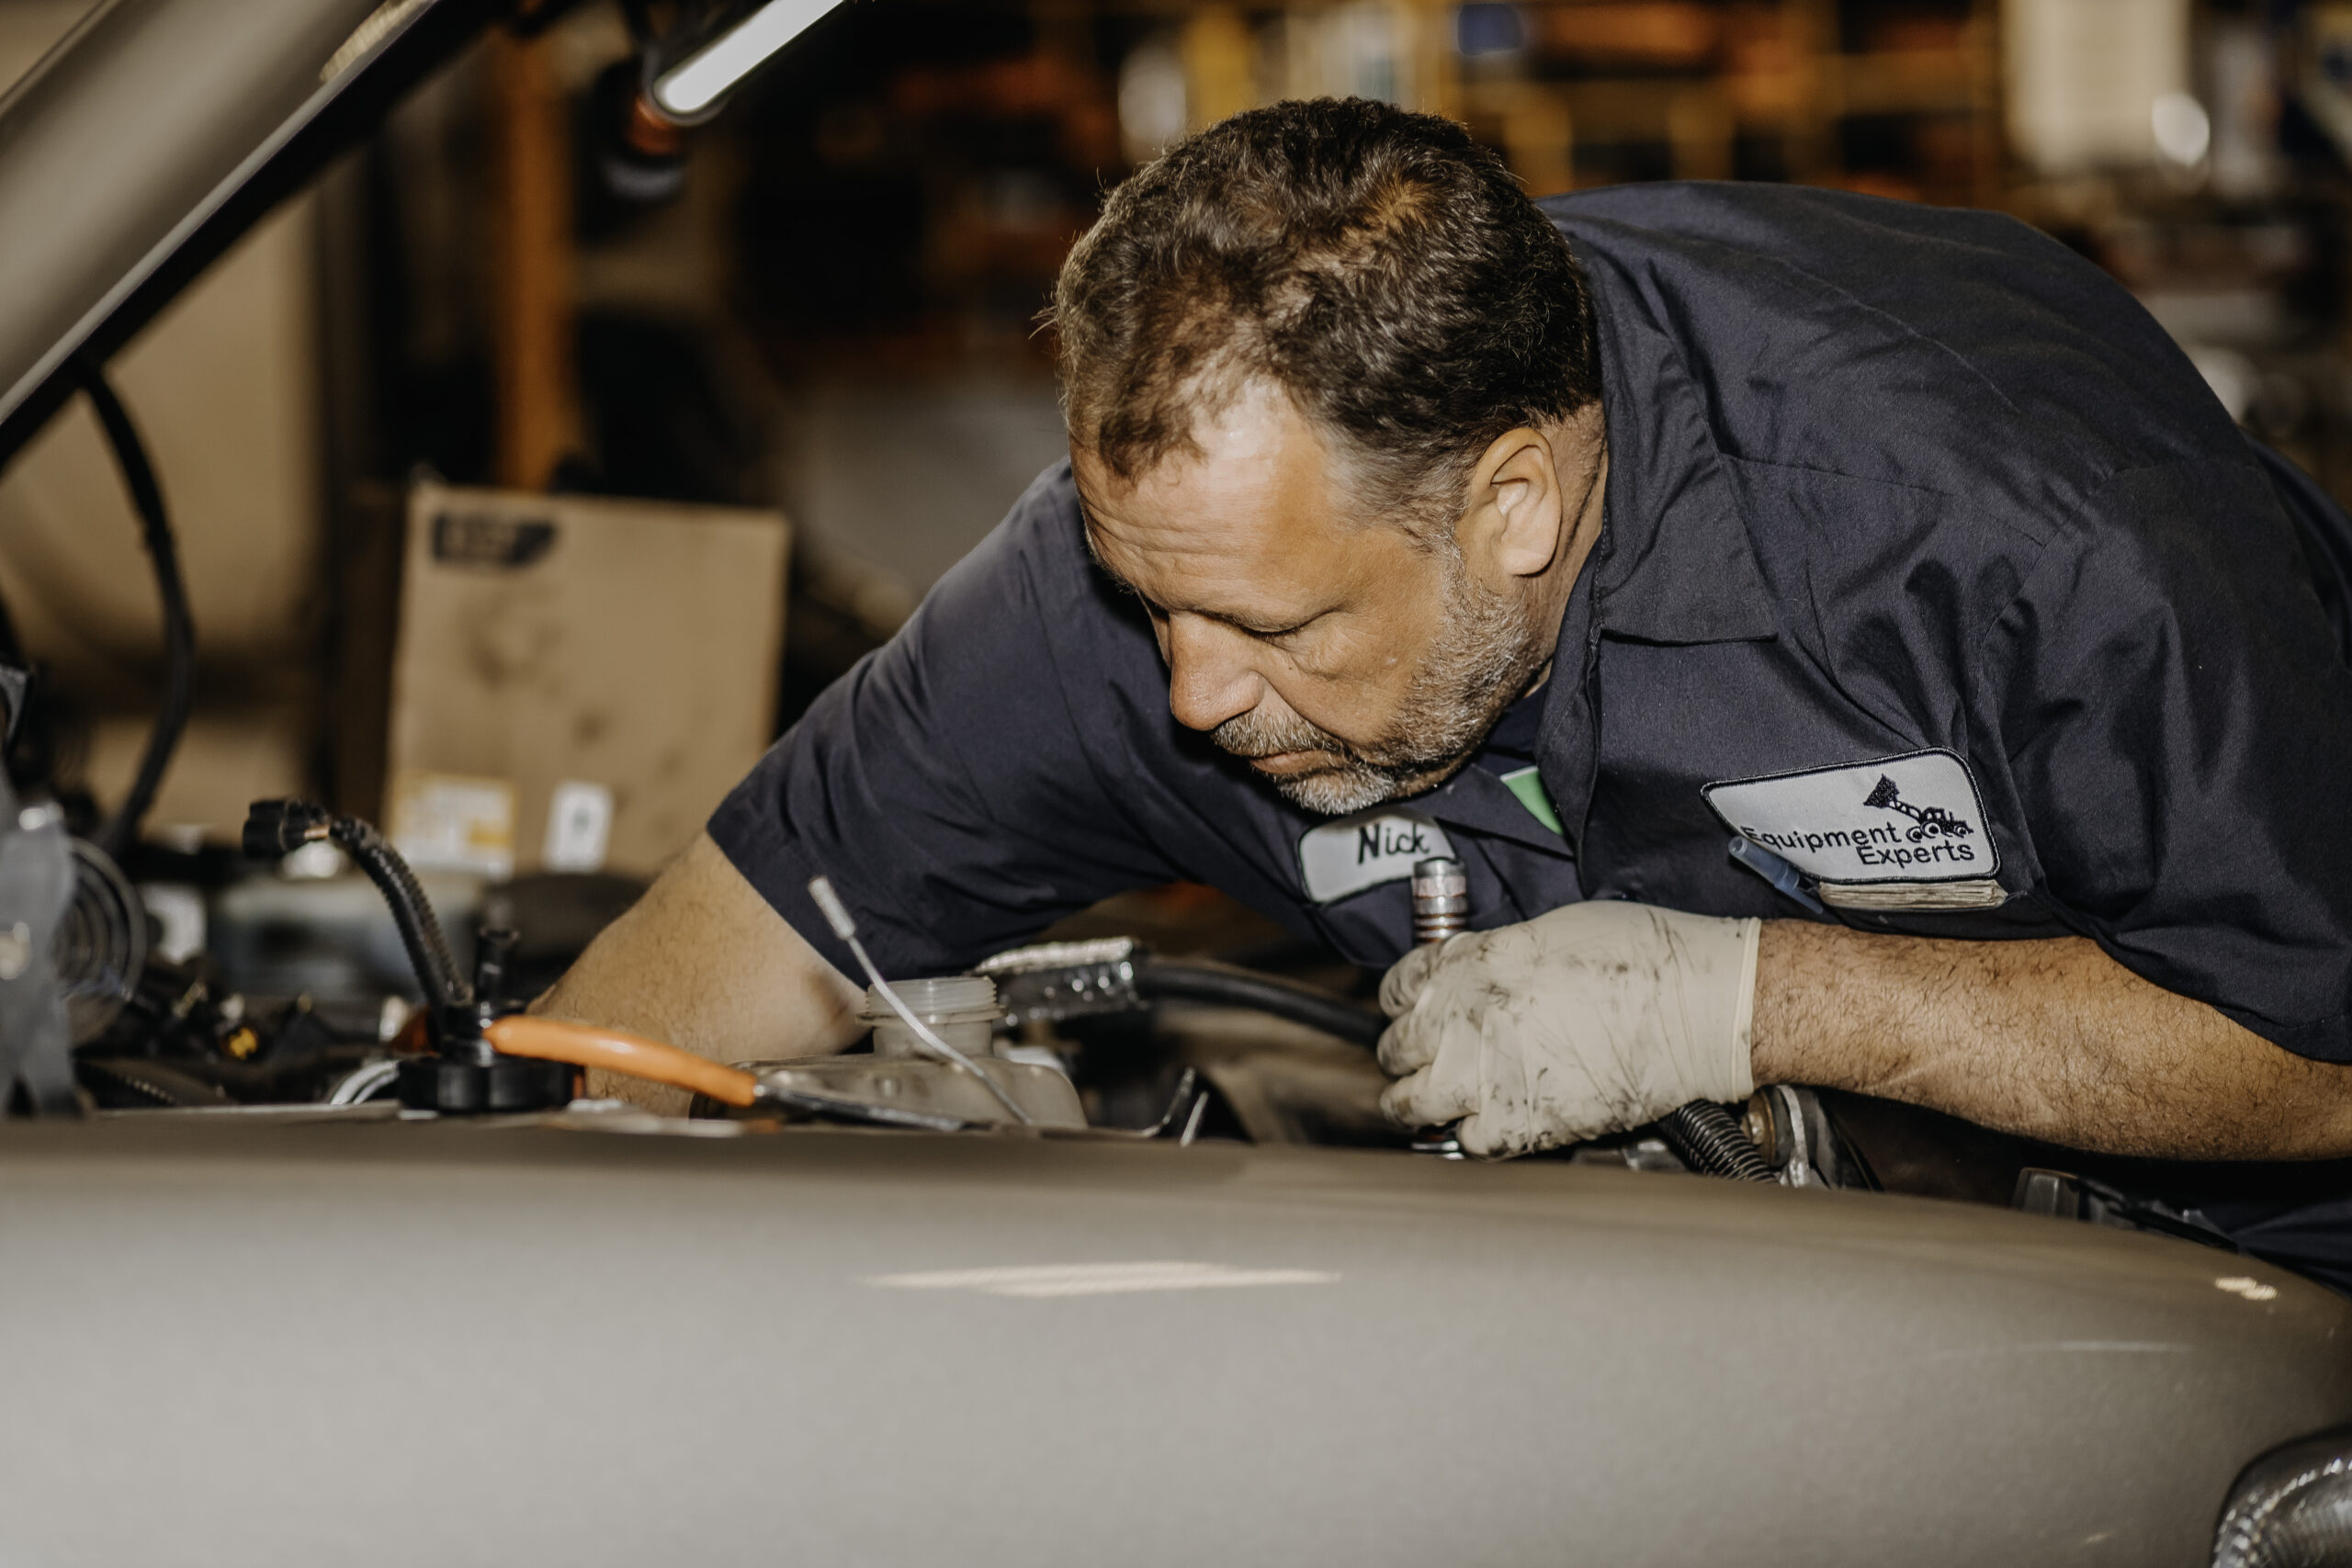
[{"left": 543, "top": 100, "right": 2352, "bottom": 1176}]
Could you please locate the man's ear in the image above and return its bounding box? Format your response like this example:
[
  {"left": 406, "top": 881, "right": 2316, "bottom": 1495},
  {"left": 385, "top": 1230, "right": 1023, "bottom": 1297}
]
[{"left": 1460, "top": 427, "right": 1564, "bottom": 579}]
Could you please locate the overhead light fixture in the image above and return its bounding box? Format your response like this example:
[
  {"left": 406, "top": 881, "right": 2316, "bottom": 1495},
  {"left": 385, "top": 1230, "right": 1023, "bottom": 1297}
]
[{"left": 648, "top": 0, "right": 850, "bottom": 122}]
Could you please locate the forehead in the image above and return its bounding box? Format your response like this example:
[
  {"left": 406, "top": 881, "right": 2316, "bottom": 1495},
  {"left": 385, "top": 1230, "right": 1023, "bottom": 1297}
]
[{"left": 1073, "top": 382, "right": 1355, "bottom": 585}]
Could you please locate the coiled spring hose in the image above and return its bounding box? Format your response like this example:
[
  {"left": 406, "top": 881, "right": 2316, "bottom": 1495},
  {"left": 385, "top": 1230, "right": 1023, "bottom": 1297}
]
[{"left": 1657, "top": 1100, "right": 1774, "bottom": 1181}]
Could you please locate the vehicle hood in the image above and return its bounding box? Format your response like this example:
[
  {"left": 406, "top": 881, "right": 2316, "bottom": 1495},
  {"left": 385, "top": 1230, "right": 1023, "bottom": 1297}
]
[
  {"left": 0, "top": 0, "right": 488, "bottom": 461},
  {"left": 0, "top": 1115, "right": 2343, "bottom": 1567}
]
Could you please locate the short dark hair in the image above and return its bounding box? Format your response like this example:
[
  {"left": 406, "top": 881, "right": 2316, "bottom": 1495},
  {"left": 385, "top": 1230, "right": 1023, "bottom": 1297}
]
[{"left": 1051, "top": 98, "right": 1600, "bottom": 524}]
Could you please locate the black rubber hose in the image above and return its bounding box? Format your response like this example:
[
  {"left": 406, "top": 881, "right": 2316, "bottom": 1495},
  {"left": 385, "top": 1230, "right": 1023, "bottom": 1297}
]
[
  {"left": 81, "top": 367, "right": 195, "bottom": 862},
  {"left": 329, "top": 818, "right": 469, "bottom": 1010},
  {"left": 1132, "top": 960, "right": 1385, "bottom": 1049},
  {"left": 1657, "top": 1100, "right": 1774, "bottom": 1181}
]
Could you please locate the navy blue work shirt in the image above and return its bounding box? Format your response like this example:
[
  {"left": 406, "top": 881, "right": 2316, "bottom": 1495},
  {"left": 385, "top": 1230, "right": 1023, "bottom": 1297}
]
[{"left": 712, "top": 183, "right": 2352, "bottom": 1062}]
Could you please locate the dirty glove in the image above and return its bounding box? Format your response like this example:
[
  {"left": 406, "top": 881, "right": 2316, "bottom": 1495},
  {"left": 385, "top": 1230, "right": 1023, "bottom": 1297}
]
[{"left": 1377, "top": 901, "right": 1761, "bottom": 1158}]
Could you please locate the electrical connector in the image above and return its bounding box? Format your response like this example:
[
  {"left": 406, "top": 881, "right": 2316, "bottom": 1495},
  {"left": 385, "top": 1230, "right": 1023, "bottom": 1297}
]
[{"left": 242, "top": 798, "right": 334, "bottom": 862}]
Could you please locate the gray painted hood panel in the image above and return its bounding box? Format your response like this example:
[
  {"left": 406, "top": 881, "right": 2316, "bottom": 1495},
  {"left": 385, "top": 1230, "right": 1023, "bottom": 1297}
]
[
  {"left": 0, "top": 0, "right": 400, "bottom": 433},
  {"left": 0, "top": 1118, "right": 2344, "bottom": 1565}
]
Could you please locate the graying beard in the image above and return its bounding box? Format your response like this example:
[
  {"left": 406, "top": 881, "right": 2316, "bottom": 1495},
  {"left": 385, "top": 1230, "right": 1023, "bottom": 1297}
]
[{"left": 1231, "top": 547, "right": 1545, "bottom": 816}]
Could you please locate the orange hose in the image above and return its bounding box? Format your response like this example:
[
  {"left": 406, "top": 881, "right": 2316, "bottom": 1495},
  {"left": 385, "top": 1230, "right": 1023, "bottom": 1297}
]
[{"left": 484, "top": 1016, "right": 762, "bottom": 1108}]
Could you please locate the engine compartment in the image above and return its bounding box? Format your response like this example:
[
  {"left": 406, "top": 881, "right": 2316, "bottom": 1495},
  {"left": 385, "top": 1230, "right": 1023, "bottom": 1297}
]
[
  {"left": 0, "top": 381, "right": 2324, "bottom": 1285},
  {"left": 41, "top": 794, "right": 2338, "bottom": 1289}
]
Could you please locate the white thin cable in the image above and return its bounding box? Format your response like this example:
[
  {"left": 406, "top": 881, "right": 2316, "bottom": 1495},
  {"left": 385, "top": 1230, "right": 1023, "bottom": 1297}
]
[{"left": 807, "top": 876, "right": 1034, "bottom": 1125}]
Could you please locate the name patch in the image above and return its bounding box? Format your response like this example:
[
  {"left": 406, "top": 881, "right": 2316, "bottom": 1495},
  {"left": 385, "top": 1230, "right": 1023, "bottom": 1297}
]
[
  {"left": 1701, "top": 750, "right": 1999, "bottom": 886},
  {"left": 1297, "top": 810, "right": 1455, "bottom": 905}
]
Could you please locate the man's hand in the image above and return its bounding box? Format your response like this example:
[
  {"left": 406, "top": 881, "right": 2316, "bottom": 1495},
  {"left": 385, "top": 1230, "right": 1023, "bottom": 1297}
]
[{"left": 1377, "top": 901, "right": 1761, "bottom": 1157}]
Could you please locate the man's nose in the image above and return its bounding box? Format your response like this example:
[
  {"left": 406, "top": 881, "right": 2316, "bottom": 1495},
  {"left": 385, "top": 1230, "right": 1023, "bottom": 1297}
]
[{"left": 1163, "top": 615, "right": 1264, "bottom": 732}]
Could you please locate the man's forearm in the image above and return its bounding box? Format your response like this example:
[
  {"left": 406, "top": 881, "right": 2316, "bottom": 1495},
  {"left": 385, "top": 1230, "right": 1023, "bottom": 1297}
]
[
  {"left": 534, "top": 833, "right": 864, "bottom": 1111},
  {"left": 1750, "top": 923, "right": 2352, "bottom": 1159}
]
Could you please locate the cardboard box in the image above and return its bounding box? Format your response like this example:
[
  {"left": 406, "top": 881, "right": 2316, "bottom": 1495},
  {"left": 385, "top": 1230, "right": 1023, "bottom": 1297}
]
[{"left": 343, "top": 482, "right": 788, "bottom": 881}]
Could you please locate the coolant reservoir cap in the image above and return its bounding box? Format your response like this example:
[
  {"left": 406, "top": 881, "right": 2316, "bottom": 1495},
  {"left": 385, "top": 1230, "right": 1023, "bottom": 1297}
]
[{"left": 861, "top": 975, "right": 999, "bottom": 1024}]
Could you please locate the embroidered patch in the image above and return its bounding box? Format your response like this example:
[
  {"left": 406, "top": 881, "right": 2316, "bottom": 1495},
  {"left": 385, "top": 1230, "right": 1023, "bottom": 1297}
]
[
  {"left": 1296, "top": 810, "right": 1455, "bottom": 904},
  {"left": 1701, "top": 749, "right": 2000, "bottom": 886}
]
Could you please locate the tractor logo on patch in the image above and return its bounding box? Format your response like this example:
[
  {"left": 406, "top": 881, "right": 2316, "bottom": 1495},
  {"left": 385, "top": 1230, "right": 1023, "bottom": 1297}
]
[
  {"left": 1862, "top": 774, "right": 1974, "bottom": 843},
  {"left": 1701, "top": 749, "right": 1998, "bottom": 886}
]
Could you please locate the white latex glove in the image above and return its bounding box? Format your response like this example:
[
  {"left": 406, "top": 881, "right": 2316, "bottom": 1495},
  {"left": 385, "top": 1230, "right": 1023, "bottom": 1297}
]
[{"left": 1377, "top": 901, "right": 1761, "bottom": 1158}]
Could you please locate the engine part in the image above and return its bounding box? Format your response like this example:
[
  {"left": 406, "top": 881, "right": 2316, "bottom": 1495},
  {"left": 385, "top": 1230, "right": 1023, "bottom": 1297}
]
[
  {"left": 1132, "top": 961, "right": 1384, "bottom": 1048},
  {"left": 744, "top": 1055, "right": 1086, "bottom": 1130},
  {"left": 79, "top": 363, "right": 193, "bottom": 863},
  {"left": 2214, "top": 1429, "right": 2352, "bottom": 1567},
  {"left": 390, "top": 1054, "right": 575, "bottom": 1114},
  {"left": 753, "top": 1081, "right": 975, "bottom": 1132},
  {"left": 476, "top": 871, "right": 647, "bottom": 1001},
  {"left": 234, "top": 808, "right": 1070, "bottom": 1119},
  {"left": 0, "top": 796, "right": 79, "bottom": 1114},
  {"left": 394, "top": 919, "right": 576, "bottom": 1115},
  {"left": 1744, "top": 1083, "right": 1861, "bottom": 1188},
  {"left": 210, "top": 869, "right": 481, "bottom": 1001},
  {"left": 77, "top": 1055, "right": 231, "bottom": 1110},
  {"left": 1409, "top": 856, "right": 1469, "bottom": 945},
  {"left": 977, "top": 937, "right": 1142, "bottom": 1025},
  {"left": 1657, "top": 1100, "right": 1774, "bottom": 1182},
  {"left": 808, "top": 874, "right": 1033, "bottom": 1124},
  {"left": 242, "top": 799, "right": 581, "bottom": 1115},
  {"left": 57, "top": 835, "right": 147, "bottom": 1043},
  {"left": 324, "top": 1057, "right": 403, "bottom": 1107},
  {"left": 979, "top": 936, "right": 1385, "bottom": 1048},
  {"left": 0, "top": 658, "right": 28, "bottom": 746},
  {"left": 704, "top": 1063, "right": 1199, "bottom": 1139},
  {"left": 245, "top": 800, "right": 468, "bottom": 1012},
  {"left": 0, "top": 364, "right": 175, "bottom": 1086},
  {"left": 980, "top": 925, "right": 1776, "bottom": 1174},
  {"left": 863, "top": 975, "right": 1001, "bottom": 1059},
  {"left": 487, "top": 1015, "right": 754, "bottom": 1108},
  {"left": 473, "top": 927, "right": 519, "bottom": 1011},
  {"left": 2013, "top": 1167, "right": 2238, "bottom": 1250}
]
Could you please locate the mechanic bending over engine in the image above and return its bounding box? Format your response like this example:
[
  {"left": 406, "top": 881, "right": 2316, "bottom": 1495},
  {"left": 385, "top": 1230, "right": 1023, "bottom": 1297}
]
[{"left": 541, "top": 102, "right": 2352, "bottom": 1179}]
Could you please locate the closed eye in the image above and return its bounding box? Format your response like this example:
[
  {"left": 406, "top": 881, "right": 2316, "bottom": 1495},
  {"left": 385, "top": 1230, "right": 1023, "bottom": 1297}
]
[{"left": 1223, "top": 611, "right": 1321, "bottom": 640}]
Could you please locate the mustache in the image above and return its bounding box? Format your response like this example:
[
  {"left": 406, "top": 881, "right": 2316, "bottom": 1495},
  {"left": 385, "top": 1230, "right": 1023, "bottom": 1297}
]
[{"left": 1210, "top": 706, "right": 1354, "bottom": 763}]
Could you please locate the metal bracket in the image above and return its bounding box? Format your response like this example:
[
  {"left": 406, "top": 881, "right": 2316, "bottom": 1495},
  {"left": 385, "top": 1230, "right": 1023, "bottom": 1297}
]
[{"left": 975, "top": 937, "right": 1145, "bottom": 1027}]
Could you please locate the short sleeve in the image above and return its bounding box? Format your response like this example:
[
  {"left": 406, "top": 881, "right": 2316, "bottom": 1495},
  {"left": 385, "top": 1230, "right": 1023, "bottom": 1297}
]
[
  {"left": 708, "top": 466, "right": 1183, "bottom": 980},
  {"left": 1995, "top": 457, "right": 2352, "bottom": 1059}
]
